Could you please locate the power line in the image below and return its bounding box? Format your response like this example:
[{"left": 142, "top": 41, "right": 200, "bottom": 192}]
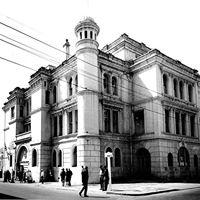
[{"left": 0, "top": 38, "right": 59, "bottom": 65}]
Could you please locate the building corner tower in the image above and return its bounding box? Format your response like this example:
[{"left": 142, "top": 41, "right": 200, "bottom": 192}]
[{"left": 75, "top": 17, "right": 100, "bottom": 182}]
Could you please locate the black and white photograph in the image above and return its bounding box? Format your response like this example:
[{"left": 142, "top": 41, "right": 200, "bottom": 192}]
[{"left": 0, "top": 0, "right": 200, "bottom": 199}]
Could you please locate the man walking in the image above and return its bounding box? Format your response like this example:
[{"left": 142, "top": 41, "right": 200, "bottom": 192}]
[
  {"left": 79, "top": 166, "right": 89, "bottom": 197},
  {"left": 60, "top": 168, "right": 65, "bottom": 187}
]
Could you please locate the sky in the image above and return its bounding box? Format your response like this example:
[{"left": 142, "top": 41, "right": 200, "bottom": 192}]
[{"left": 0, "top": 0, "right": 200, "bottom": 146}]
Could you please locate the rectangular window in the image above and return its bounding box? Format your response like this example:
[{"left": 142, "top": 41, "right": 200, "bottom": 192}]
[
  {"left": 54, "top": 116, "right": 57, "bottom": 137},
  {"left": 134, "top": 110, "right": 144, "bottom": 135},
  {"left": 175, "top": 112, "right": 180, "bottom": 135},
  {"left": 190, "top": 115, "right": 195, "bottom": 137},
  {"left": 104, "top": 109, "right": 111, "bottom": 132},
  {"left": 165, "top": 109, "right": 170, "bottom": 133},
  {"left": 113, "top": 110, "right": 119, "bottom": 133},
  {"left": 11, "top": 106, "right": 15, "bottom": 119},
  {"left": 10, "top": 155, "right": 12, "bottom": 167},
  {"left": 59, "top": 115, "right": 63, "bottom": 136},
  {"left": 45, "top": 90, "right": 50, "bottom": 104},
  {"left": 75, "top": 110, "right": 78, "bottom": 133},
  {"left": 181, "top": 113, "right": 186, "bottom": 136},
  {"left": 20, "top": 106, "right": 23, "bottom": 117},
  {"left": 69, "top": 111, "right": 73, "bottom": 134}
]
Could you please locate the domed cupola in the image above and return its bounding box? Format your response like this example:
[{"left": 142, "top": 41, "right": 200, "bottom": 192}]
[{"left": 75, "top": 17, "right": 100, "bottom": 42}]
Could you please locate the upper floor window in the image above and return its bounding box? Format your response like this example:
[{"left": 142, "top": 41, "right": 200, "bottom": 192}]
[
  {"left": 188, "top": 84, "right": 193, "bottom": 102},
  {"left": 113, "top": 110, "right": 119, "bottom": 133},
  {"left": 181, "top": 113, "right": 186, "bottom": 136},
  {"left": 104, "top": 109, "right": 111, "bottom": 132},
  {"left": 20, "top": 106, "right": 23, "bottom": 117},
  {"left": 175, "top": 112, "right": 180, "bottom": 135},
  {"left": 75, "top": 110, "right": 78, "bottom": 132},
  {"left": 103, "top": 73, "right": 110, "bottom": 93},
  {"left": 53, "top": 116, "right": 57, "bottom": 137},
  {"left": 45, "top": 90, "right": 50, "bottom": 104},
  {"left": 25, "top": 99, "right": 31, "bottom": 116},
  {"left": 165, "top": 109, "right": 170, "bottom": 133},
  {"left": 11, "top": 106, "right": 15, "bottom": 119},
  {"left": 69, "top": 78, "right": 73, "bottom": 96},
  {"left": 80, "top": 32, "right": 82, "bottom": 39},
  {"left": 112, "top": 76, "right": 118, "bottom": 95},
  {"left": 68, "top": 111, "right": 73, "bottom": 134},
  {"left": 163, "top": 74, "right": 168, "bottom": 94},
  {"left": 134, "top": 110, "right": 144, "bottom": 135},
  {"left": 53, "top": 86, "right": 57, "bottom": 103},
  {"left": 190, "top": 115, "right": 195, "bottom": 137},
  {"left": 179, "top": 81, "right": 184, "bottom": 99},
  {"left": 173, "top": 79, "right": 178, "bottom": 98},
  {"left": 59, "top": 115, "right": 63, "bottom": 136}
]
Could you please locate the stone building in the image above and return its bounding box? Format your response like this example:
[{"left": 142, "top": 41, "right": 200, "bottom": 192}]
[{"left": 2, "top": 17, "right": 200, "bottom": 184}]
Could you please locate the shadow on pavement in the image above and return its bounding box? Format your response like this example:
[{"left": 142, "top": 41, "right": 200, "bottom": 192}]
[{"left": 0, "top": 193, "right": 24, "bottom": 199}]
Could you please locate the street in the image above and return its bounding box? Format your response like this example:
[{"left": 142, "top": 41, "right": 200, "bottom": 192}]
[{"left": 0, "top": 182, "right": 200, "bottom": 200}]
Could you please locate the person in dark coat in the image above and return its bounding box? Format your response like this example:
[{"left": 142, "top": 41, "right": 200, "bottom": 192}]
[
  {"left": 66, "top": 168, "right": 73, "bottom": 186},
  {"left": 102, "top": 166, "right": 109, "bottom": 191},
  {"left": 79, "top": 166, "right": 89, "bottom": 197},
  {"left": 60, "top": 168, "right": 65, "bottom": 187},
  {"left": 40, "top": 169, "right": 44, "bottom": 184}
]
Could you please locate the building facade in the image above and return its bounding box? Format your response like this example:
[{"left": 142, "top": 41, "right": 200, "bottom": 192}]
[{"left": 2, "top": 17, "right": 200, "bottom": 184}]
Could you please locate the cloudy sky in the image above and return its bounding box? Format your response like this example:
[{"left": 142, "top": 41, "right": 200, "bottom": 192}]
[{"left": 0, "top": 0, "right": 200, "bottom": 145}]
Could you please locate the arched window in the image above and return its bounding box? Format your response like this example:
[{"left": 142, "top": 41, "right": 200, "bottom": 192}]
[
  {"left": 179, "top": 81, "right": 184, "bottom": 99},
  {"left": 178, "top": 147, "right": 190, "bottom": 167},
  {"left": 194, "top": 155, "right": 198, "bottom": 169},
  {"left": 53, "top": 86, "right": 57, "bottom": 103},
  {"left": 53, "top": 150, "right": 56, "bottom": 167},
  {"left": 115, "top": 148, "right": 121, "bottom": 167},
  {"left": 106, "top": 147, "right": 113, "bottom": 167},
  {"left": 168, "top": 153, "right": 173, "bottom": 167},
  {"left": 80, "top": 32, "right": 82, "bottom": 39},
  {"left": 72, "top": 146, "right": 77, "bottom": 167},
  {"left": 32, "top": 149, "right": 37, "bottom": 167},
  {"left": 90, "top": 31, "right": 93, "bottom": 39},
  {"left": 188, "top": 84, "right": 193, "bottom": 102},
  {"left": 84, "top": 30, "right": 87, "bottom": 39},
  {"left": 69, "top": 77, "right": 73, "bottom": 96},
  {"left": 75, "top": 75, "right": 78, "bottom": 93},
  {"left": 173, "top": 79, "right": 178, "bottom": 97},
  {"left": 45, "top": 90, "right": 50, "bottom": 104},
  {"left": 163, "top": 74, "right": 168, "bottom": 94},
  {"left": 103, "top": 73, "right": 110, "bottom": 93},
  {"left": 112, "top": 76, "right": 118, "bottom": 95},
  {"left": 58, "top": 150, "right": 62, "bottom": 167},
  {"left": 10, "top": 154, "right": 12, "bottom": 167}
]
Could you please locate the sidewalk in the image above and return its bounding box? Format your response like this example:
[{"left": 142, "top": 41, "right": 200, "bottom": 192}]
[
  {"left": 1, "top": 178, "right": 200, "bottom": 196},
  {"left": 35, "top": 181, "right": 200, "bottom": 196}
]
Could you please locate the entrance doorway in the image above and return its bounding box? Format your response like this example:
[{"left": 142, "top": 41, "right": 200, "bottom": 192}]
[
  {"left": 136, "top": 148, "right": 151, "bottom": 178},
  {"left": 16, "top": 146, "right": 29, "bottom": 174}
]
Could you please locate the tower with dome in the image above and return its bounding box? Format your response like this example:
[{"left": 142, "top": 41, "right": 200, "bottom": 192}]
[{"left": 2, "top": 17, "right": 200, "bottom": 184}]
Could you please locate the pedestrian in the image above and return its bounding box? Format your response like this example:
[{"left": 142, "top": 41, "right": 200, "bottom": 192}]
[
  {"left": 99, "top": 165, "right": 104, "bottom": 190},
  {"left": 11, "top": 169, "right": 15, "bottom": 183},
  {"left": 67, "top": 168, "right": 73, "bottom": 186},
  {"left": 60, "top": 168, "right": 65, "bottom": 187},
  {"left": 40, "top": 169, "right": 44, "bottom": 184},
  {"left": 79, "top": 166, "right": 89, "bottom": 197},
  {"left": 102, "top": 166, "right": 109, "bottom": 191}
]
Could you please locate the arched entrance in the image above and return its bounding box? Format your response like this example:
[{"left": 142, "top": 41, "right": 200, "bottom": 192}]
[
  {"left": 16, "top": 146, "right": 29, "bottom": 173},
  {"left": 136, "top": 148, "right": 151, "bottom": 178},
  {"left": 178, "top": 147, "right": 190, "bottom": 179}
]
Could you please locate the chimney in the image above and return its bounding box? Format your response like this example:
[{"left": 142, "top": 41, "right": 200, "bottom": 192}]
[{"left": 63, "top": 39, "right": 70, "bottom": 60}]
